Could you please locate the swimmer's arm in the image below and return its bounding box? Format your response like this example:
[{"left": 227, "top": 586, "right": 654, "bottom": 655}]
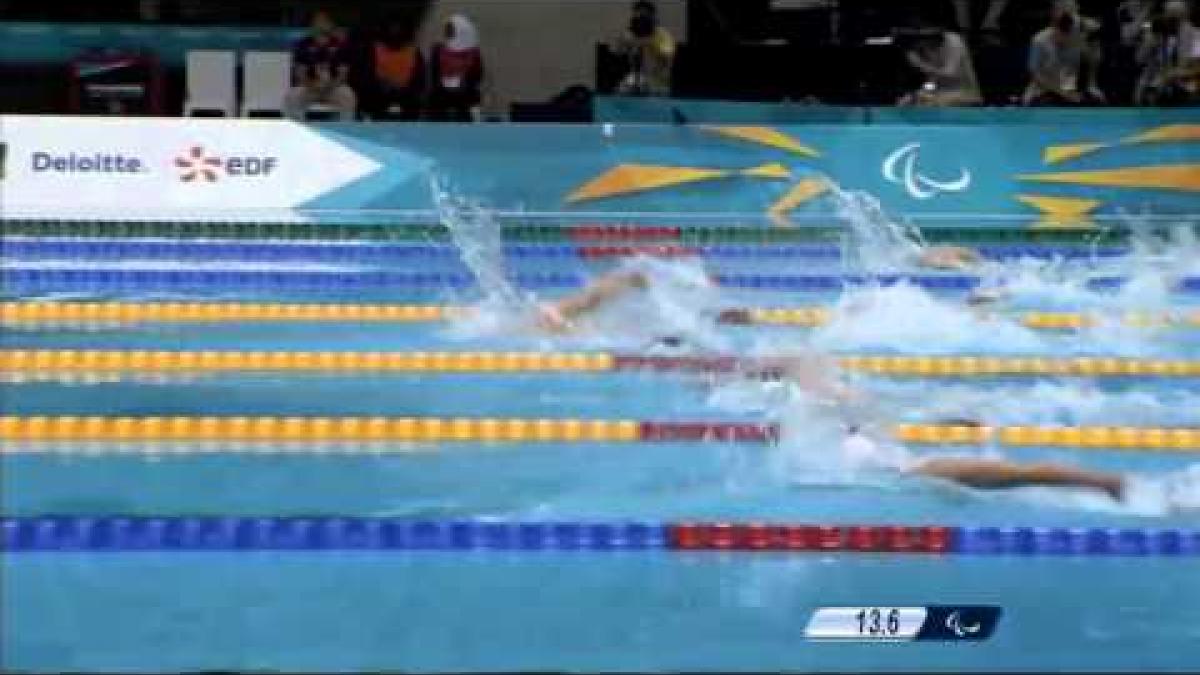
[
  {"left": 550, "top": 269, "right": 647, "bottom": 321},
  {"left": 912, "top": 457, "right": 1125, "bottom": 501},
  {"left": 916, "top": 245, "right": 983, "bottom": 270},
  {"left": 743, "top": 355, "right": 865, "bottom": 405}
]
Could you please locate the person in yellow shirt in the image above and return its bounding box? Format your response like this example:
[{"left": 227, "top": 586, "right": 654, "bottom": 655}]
[{"left": 614, "top": 1, "right": 676, "bottom": 96}]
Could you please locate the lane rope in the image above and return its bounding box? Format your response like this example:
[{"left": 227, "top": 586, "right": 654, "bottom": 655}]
[
  {"left": 4, "top": 302, "right": 1198, "bottom": 330},
  {"left": 2, "top": 517, "right": 1196, "bottom": 555},
  {"left": 4, "top": 350, "right": 1200, "bottom": 378},
  {"left": 7, "top": 267, "right": 1197, "bottom": 293},
  {"left": 3, "top": 238, "right": 1130, "bottom": 262},
  {"left": 1, "top": 417, "right": 1197, "bottom": 451},
  {"left": 1, "top": 220, "right": 1151, "bottom": 244}
]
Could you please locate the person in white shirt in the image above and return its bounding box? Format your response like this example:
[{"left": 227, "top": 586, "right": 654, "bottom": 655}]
[
  {"left": 898, "top": 16, "right": 983, "bottom": 107},
  {"left": 1024, "top": 0, "right": 1105, "bottom": 105}
]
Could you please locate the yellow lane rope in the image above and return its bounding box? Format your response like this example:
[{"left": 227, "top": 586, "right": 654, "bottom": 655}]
[
  {"left": 0, "top": 417, "right": 639, "bottom": 444},
  {"left": 3, "top": 350, "right": 1199, "bottom": 377},
  {"left": 0, "top": 350, "right": 614, "bottom": 373},
  {"left": 3, "top": 302, "right": 1199, "bottom": 330},
  {"left": 895, "top": 424, "right": 1200, "bottom": 451},
  {"left": 0, "top": 302, "right": 454, "bottom": 323},
  {"left": 0, "top": 417, "right": 1196, "bottom": 451}
]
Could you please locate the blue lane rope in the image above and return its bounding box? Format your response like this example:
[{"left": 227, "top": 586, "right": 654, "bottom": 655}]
[
  {"left": 2, "top": 517, "right": 1197, "bottom": 555},
  {"left": 3, "top": 268, "right": 1182, "bottom": 294},
  {"left": 1, "top": 517, "right": 669, "bottom": 552},
  {"left": 0, "top": 239, "right": 1129, "bottom": 262}
]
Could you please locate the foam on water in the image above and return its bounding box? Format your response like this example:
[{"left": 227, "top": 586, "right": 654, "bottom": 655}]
[
  {"left": 807, "top": 282, "right": 1050, "bottom": 355},
  {"left": 433, "top": 182, "right": 1199, "bottom": 518}
]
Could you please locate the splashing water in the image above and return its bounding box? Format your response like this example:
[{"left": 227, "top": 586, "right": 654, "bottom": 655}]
[
  {"left": 432, "top": 179, "right": 728, "bottom": 351},
  {"left": 430, "top": 174, "right": 530, "bottom": 313},
  {"left": 808, "top": 282, "right": 1049, "bottom": 355},
  {"left": 827, "top": 184, "right": 925, "bottom": 273},
  {"left": 431, "top": 179, "right": 1199, "bottom": 517}
]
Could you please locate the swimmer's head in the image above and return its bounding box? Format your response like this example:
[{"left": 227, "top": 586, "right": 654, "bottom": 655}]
[
  {"left": 967, "top": 287, "right": 1006, "bottom": 307},
  {"left": 936, "top": 417, "right": 984, "bottom": 427},
  {"left": 840, "top": 428, "right": 882, "bottom": 467}
]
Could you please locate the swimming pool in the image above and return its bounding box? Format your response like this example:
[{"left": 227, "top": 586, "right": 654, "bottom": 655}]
[{"left": 3, "top": 221, "right": 1199, "bottom": 673}]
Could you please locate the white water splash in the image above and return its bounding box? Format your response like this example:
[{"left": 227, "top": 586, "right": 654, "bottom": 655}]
[
  {"left": 807, "top": 282, "right": 1049, "bottom": 355},
  {"left": 430, "top": 174, "right": 530, "bottom": 311},
  {"left": 828, "top": 185, "right": 925, "bottom": 273}
]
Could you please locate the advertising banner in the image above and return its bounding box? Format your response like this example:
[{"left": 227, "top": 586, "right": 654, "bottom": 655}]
[{"left": 1, "top": 115, "right": 1195, "bottom": 227}]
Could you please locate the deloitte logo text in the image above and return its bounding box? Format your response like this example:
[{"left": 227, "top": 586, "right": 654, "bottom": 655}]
[
  {"left": 175, "top": 146, "right": 278, "bottom": 182},
  {"left": 32, "top": 152, "right": 146, "bottom": 174}
]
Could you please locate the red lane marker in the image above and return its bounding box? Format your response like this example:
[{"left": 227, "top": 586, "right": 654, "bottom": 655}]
[
  {"left": 921, "top": 526, "right": 952, "bottom": 553},
  {"left": 577, "top": 245, "right": 698, "bottom": 259},
  {"left": 639, "top": 422, "right": 779, "bottom": 442},
  {"left": 568, "top": 225, "right": 684, "bottom": 242},
  {"left": 668, "top": 524, "right": 949, "bottom": 552}
]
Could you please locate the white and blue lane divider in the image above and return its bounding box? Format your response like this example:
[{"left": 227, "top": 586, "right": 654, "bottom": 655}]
[
  {"left": 2, "top": 517, "right": 1198, "bottom": 556},
  {"left": 4, "top": 268, "right": 1193, "bottom": 293},
  {"left": 0, "top": 239, "right": 1131, "bottom": 263}
]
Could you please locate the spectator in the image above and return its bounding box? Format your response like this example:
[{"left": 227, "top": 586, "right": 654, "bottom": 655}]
[
  {"left": 1119, "top": 0, "right": 1158, "bottom": 47},
  {"left": 284, "top": 10, "right": 357, "bottom": 121},
  {"left": 428, "top": 14, "right": 484, "bottom": 122},
  {"left": 614, "top": 0, "right": 676, "bottom": 96},
  {"left": 1134, "top": 0, "right": 1200, "bottom": 104},
  {"left": 898, "top": 15, "right": 983, "bottom": 106},
  {"left": 951, "top": 0, "right": 1012, "bottom": 34},
  {"left": 1023, "top": 0, "right": 1105, "bottom": 105},
  {"left": 362, "top": 17, "right": 426, "bottom": 120}
]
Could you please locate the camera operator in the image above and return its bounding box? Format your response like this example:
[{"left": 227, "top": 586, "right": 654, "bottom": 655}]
[
  {"left": 1134, "top": 0, "right": 1199, "bottom": 105},
  {"left": 896, "top": 14, "right": 983, "bottom": 107},
  {"left": 1023, "top": 0, "right": 1106, "bottom": 105},
  {"left": 613, "top": 0, "right": 676, "bottom": 96}
]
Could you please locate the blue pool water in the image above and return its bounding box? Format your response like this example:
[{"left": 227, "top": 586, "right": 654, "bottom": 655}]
[{"left": 3, "top": 231, "right": 1200, "bottom": 672}]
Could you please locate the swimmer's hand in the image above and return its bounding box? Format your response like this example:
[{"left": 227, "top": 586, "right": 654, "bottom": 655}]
[{"left": 534, "top": 304, "right": 574, "bottom": 333}]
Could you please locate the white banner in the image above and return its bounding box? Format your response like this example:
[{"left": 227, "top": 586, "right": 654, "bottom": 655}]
[{"left": 0, "top": 116, "right": 381, "bottom": 219}]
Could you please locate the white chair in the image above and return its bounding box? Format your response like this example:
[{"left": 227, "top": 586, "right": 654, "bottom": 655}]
[
  {"left": 183, "top": 50, "right": 236, "bottom": 117},
  {"left": 240, "top": 50, "right": 293, "bottom": 118}
]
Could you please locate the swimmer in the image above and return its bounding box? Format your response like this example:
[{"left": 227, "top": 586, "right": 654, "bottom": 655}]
[
  {"left": 533, "top": 268, "right": 650, "bottom": 333},
  {"left": 841, "top": 428, "right": 1125, "bottom": 501},
  {"left": 914, "top": 245, "right": 983, "bottom": 271},
  {"left": 526, "top": 262, "right": 1127, "bottom": 501},
  {"left": 531, "top": 246, "right": 989, "bottom": 334},
  {"left": 759, "top": 357, "right": 1127, "bottom": 501}
]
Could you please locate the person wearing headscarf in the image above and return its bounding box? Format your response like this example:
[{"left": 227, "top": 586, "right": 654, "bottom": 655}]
[{"left": 429, "top": 14, "right": 484, "bottom": 121}]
